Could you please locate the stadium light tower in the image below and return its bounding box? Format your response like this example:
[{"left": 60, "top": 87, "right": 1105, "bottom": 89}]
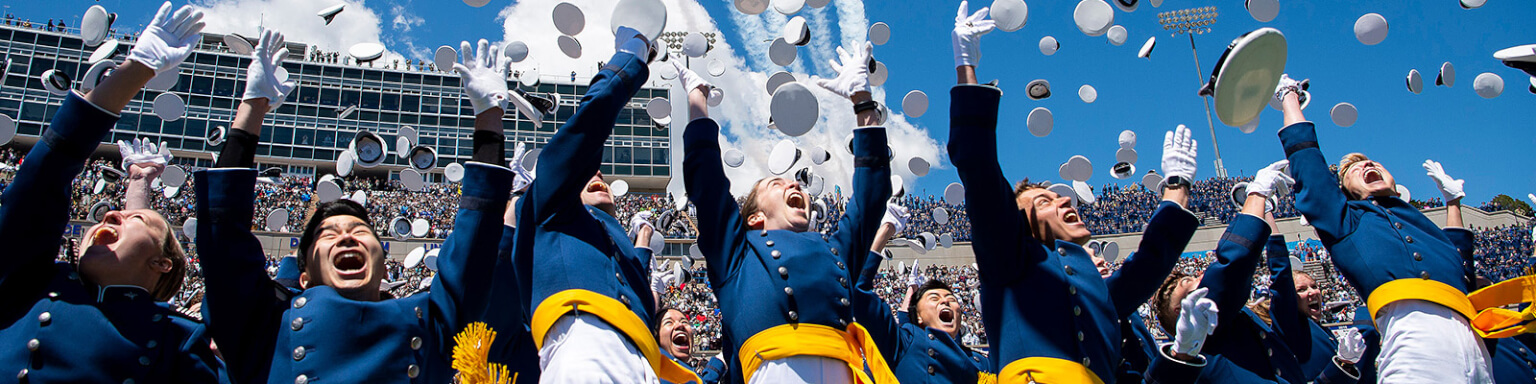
[{"left": 1159, "top": 7, "right": 1227, "bottom": 178}]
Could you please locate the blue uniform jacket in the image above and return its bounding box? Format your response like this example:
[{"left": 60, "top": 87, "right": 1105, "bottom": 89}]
[
  {"left": 1279, "top": 122, "right": 1476, "bottom": 313},
  {"left": 1488, "top": 334, "right": 1536, "bottom": 383},
  {"left": 1115, "top": 311, "right": 1161, "bottom": 382},
  {"left": 682, "top": 114, "right": 890, "bottom": 377},
  {"left": 947, "top": 84, "right": 1200, "bottom": 383},
  {"left": 194, "top": 162, "right": 513, "bottom": 383},
  {"left": 509, "top": 52, "right": 657, "bottom": 336},
  {"left": 1265, "top": 236, "right": 1358, "bottom": 384},
  {"left": 488, "top": 224, "right": 539, "bottom": 382},
  {"left": 0, "top": 91, "right": 222, "bottom": 383},
  {"left": 854, "top": 250, "right": 989, "bottom": 383}
]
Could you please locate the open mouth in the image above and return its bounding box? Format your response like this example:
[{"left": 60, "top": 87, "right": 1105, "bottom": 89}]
[
  {"left": 585, "top": 181, "right": 610, "bottom": 196},
  {"left": 1062, "top": 210, "right": 1083, "bottom": 225},
  {"left": 333, "top": 250, "right": 367, "bottom": 275},
  {"left": 1308, "top": 301, "right": 1323, "bottom": 313},
  {"left": 786, "top": 191, "right": 807, "bottom": 212},
  {"left": 87, "top": 226, "right": 120, "bottom": 248},
  {"left": 937, "top": 306, "right": 956, "bottom": 325},
  {"left": 671, "top": 331, "right": 691, "bottom": 351},
  {"left": 1363, "top": 169, "right": 1383, "bottom": 185}
]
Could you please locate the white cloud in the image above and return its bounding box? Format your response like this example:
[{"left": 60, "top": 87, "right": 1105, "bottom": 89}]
[
  {"left": 191, "top": 0, "right": 409, "bottom": 63},
  {"left": 491, "top": 0, "right": 943, "bottom": 198}
]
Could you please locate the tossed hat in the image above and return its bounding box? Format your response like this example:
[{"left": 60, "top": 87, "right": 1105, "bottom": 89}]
[
  {"left": 316, "top": 178, "right": 343, "bottom": 203},
  {"left": 783, "top": 17, "right": 811, "bottom": 46},
  {"left": 767, "top": 140, "right": 801, "bottom": 175},
  {"left": 182, "top": 217, "right": 198, "bottom": 241},
  {"left": 0, "top": 114, "right": 14, "bottom": 147},
  {"left": 1116, "top": 148, "right": 1137, "bottom": 164},
  {"left": 1112, "top": 0, "right": 1138, "bottom": 13},
  {"left": 1437, "top": 62, "right": 1456, "bottom": 87},
  {"left": 769, "top": 37, "right": 798, "bottom": 66},
  {"left": 349, "top": 42, "right": 384, "bottom": 63},
  {"left": 1142, "top": 170, "right": 1163, "bottom": 192},
  {"left": 444, "top": 162, "right": 465, "bottom": 183},
  {"left": 558, "top": 35, "right": 582, "bottom": 59},
  {"left": 735, "top": 0, "right": 768, "bottom": 15},
  {"left": 612, "top": 0, "right": 668, "bottom": 41},
  {"left": 908, "top": 157, "right": 931, "bottom": 177},
  {"left": 1474, "top": 72, "right": 1503, "bottom": 98},
  {"left": 317, "top": 3, "right": 345, "bottom": 24},
  {"left": 553, "top": 2, "right": 585, "bottom": 36},
  {"left": 708, "top": 58, "right": 727, "bottom": 77},
  {"left": 1246, "top": 0, "right": 1278, "bottom": 22},
  {"left": 1118, "top": 130, "right": 1136, "bottom": 148},
  {"left": 145, "top": 68, "right": 179, "bottom": 91},
  {"left": 82, "top": 60, "right": 116, "bottom": 93},
  {"left": 944, "top": 182, "right": 965, "bottom": 204},
  {"left": 1026, "top": 79, "right": 1052, "bottom": 100},
  {"left": 991, "top": 0, "right": 1030, "bottom": 32},
  {"left": 90, "top": 200, "right": 112, "bottom": 222},
  {"left": 723, "top": 148, "right": 746, "bottom": 168},
  {"left": 1330, "top": 102, "right": 1358, "bottom": 127},
  {"left": 434, "top": 45, "right": 457, "bottom": 71},
  {"left": 1198, "top": 27, "right": 1287, "bottom": 128},
  {"left": 766, "top": 71, "right": 796, "bottom": 94},
  {"left": 400, "top": 169, "right": 425, "bottom": 192},
  {"left": 1073, "top": 180, "right": 1096, "bottom": 204},
  {"left": 1405, "top": 69, "right": 1423, "bottom": 94},
  {"left": 335, "top": 149, "right": 355, "bottom": 177},
  {"left": 1101, "top": 241, "right": 1121, "bottom": 262},
  {"left": 682, "top": 32, "right": 711, "bottom": 58},
  {"left": 1046, "top": 183, "right": 1079, "bottom": 208},
  {"left": 1460, "top": 0, "right": 1487, "bottom": 8},
  {"left": 265, "top": 209, "right": 289, "bottom": 232},
  {"left": 1064, "top": 155, "right": 1093, "bottom": 182},
  {"left": 1027, "top": 107, "right": 1053, "bottom": 137},
  {"left": 794, "top": 168, "right": 825, "bottom": 196},
  {"left": 1111, "top": 161, "right": 1135, "bottom": 179},
  {"left": 1354, "top": 13, "right": 1388, "bottom": 45},
  {"left": 770, "top": 83, "right": 818, "bottom": 137},
  {"left": 869, "top": 22, "right": 891, "bottom": 46},
  {"left": 41, "top": 69, "right": 70, "bottom": 96},
  {"left": 1073, "top": 0, "right": 1115, "bottom": 37},
  {"left": 88, "top": 40, "right": 120, "bottom": 64},
  {"left": 1105, "top": 25, "right": 1127, "bottom": 46},
  {"left": 504, "top": 41, "right": 530, "bottom": 63},
  {"left": 610, "top": 179, "right": 630, "bottom": 197},
  {"left": 162, "top": 165, "right": 188, "bottom": 187},
  {"left": 1138, "top": 36, "right": 1156, "bottom": 58},
  {"left": 390, "top": 216, "right": 411, "bottom": 240},
  {"left": 350, "top": 130, "right": 389, "bottom": 168},
  {"left": 902, "top": 90, "right": 929, "bottom": 118},
  {"left": 153, "top": 93, "right": 185, "bottom": 122},
  {"left": 81, "top": 5, "right": 116, "bottom": 47},
  {"left": 1079, "top": 84, "right": 1098, "bottom": 103},
  {"left": 1040, "top": 36, "right": 1060, "bottom": 56},
  {"left": 224, "top": 33, "right": 254, "bottom": 55}
]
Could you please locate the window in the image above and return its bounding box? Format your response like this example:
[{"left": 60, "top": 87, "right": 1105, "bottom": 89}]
[
  {"left": 341, "top": 89, "right": 360, "bottom": 107},
  {"left": 361, "top": 91, "right": 380, "bottom": 109},
  {"left": 191, "top": 76, "right": 213, "bottom": 95},
  {"left": 319, "top": 87, "right": 339, "bottom": 106},
  {"left": 401, "top": 95, "right": 419, "bottom": 112},
  {"left": 273, "top": 126, "right": 294, "bottom": 144},
  {"left": 381, "top": 93, "right": 399, "bottom": 110},
  {"left": 213, "top": 77, "right": 236, "bottom": 97}
]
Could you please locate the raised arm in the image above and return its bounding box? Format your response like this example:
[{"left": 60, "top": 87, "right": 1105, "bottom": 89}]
[
  {"left": 194, "top": 28, "right": 296, "bottom": 382},
  {"left": 1105, "top": 125, "right": 1203, "bottom": 318},
  {"left": 853, "top": 221, "right": 910, "bottom": 359},
  {"left": 0, "top": 1, "right": 202, "bottom": 281},
  {"left": 1199, "top": 200, "right": 1271, "bottom": 338},
  {"left": 1277, "top": 81, "right": 1353, "bottom": 242},
  {"left": 676, "top": 60, "right": 751, "bottom": 284},
  {"left": 1424, "top": 159, "right": 1476, "bottom": 279},
  {"left": 522, "top": 30, "right": 651, "bottom": 227},
  {"left": 813, "top": 41, "right": 893, "bottom": 270}
]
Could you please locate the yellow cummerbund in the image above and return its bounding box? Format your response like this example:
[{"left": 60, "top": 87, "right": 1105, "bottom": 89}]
[
  {"left": 1467, "top": 275, "right": 1536, "bottom": 338},
  {"left": 984, "top": 356, "right": 1104, "bottom": 384},
  {"left": 532, "top": 289, "right": 702, "bottom": 384},
  {"left": 1366, "top": 278, "right": 1477, "bottom": 322},
  {"left": 737, "top": 322, "right": 897, "bottom": 384}
]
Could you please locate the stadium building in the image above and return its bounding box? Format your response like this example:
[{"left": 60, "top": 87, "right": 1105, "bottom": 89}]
[{"left": 0, "top": 22, "right": 672, "bottom": 190}]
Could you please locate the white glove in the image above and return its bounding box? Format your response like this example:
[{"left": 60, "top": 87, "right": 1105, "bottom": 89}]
[
  {"left": 510, "top": 142, "right": 535, "bottom": 191},
  {"left": 454, "top": 39, "right": 510, "bottom": 115},
  {"left": 614, "top": 26, "right": 653, "bottom": 63},
  {"left": 1161, "top": 124, "right": 1198, "bottom": 184},
  {"left": 1422, "top": 159, "right": 1465, "bottom": 202},
  {"left": 881, "top": 199, "right": 909, "bottom": 234},
  {"left": 127, "top": 2, "right": 206, "bottom": 73},
  {"left": 1271, "top": 74, "right": 1309, "bottom": 110},
  {"left": 812, "top": 42, "right": 873, "bottom": 98},
  {"left": 118, "top": 138, "right": 173, "bottom": 169},
  {"left": 671, "top": 60, "right": 713, "bottom": 97},
  {"left": 1334, "top": 327, "right": 1366, "bottom": 364},
  {"left": 906, "top": 260, "right": 925, "bottom": 286},
  {"left": 650, "top": 261, "right": 671, "bottom": 294},
  {"left": 242, "top": 29, "right": 298, "bottom": 109},
  {"left": 1172, "top": 287, "right": 1219, "bottom": 356},
  {"left": 951, "top": 1, "right": 995, "bottom": 69},
  {"left": 629, "top": 210, "right": 655, "bottom": 238},
  {"left": 1246, "top": 160, "right": 1294, "bottom": 199}
]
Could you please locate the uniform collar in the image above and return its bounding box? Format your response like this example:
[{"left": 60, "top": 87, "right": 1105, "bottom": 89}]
[{"left": 97, "top": 285, "right": 153, "bottom": 303}]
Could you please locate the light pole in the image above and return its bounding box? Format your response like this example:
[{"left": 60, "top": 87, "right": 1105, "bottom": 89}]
[{"left": 1159, "top": 7, "right": 1227, "bottom": 178}]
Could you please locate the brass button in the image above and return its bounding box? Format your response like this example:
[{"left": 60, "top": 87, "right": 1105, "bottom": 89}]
[
  {"left": 839, "top": 277, "right": 848, "bottom": 288},
  {"left": 1057, "top": 248, "right": 1066, "bottom": 254},
  {"left": 928, "top": 348, "right": 937, "bottom": 357},
  {"left": 1065, "top": 266, "right": 1075, "bottom": 275},
  {"left": 26, "top": 339, "right": 39, "bottom": 351},
  {"left": 294, "top": 297, "right": 308, "bottom": 308},
  {"left": 928, "top": 366, "right": 936, "bottom": 374},
  {"left": 788, "top": 311, "right": 799, "bottom": 321},
  {"left": 1069, "top": 286, "right": 1077, "bottom": 295},
  {"left": 1405, "top": 235, "right": 1414, "bottom": 243},
  {"left": 1077, "top": 332, "right": 1084, "bottom": 341},
  {"left": 771, "top": 250, "right": 782, "bottom": 259},
  {"left": 836, "top": 261, "right": 845, "bottom": 269},
  {"left": 295, "top": 374, "right": 309, "bottom": 384},
  {"left": 779, "top": 267, "right": 788, "bottom": 278},
  {"left": 831, "top": 248, "right": 839, "bottom": 256},
  {"left": 293, "top": 346, "right": 307, "bottom": 361},
  {"left": 140, "top": 356, "right": 151, "bottom": 365},
  {"left": 1074, "top": 306, "right": 1081, "bottom": 316},
  {"left": 411, "top": 337, "right": 423, "bottom": 350},
  {"left": 147, "top": 340, "right": 158, "bottom": 349},
  {"left": 153, "top": 314, "right": 164, "bottom": 322},
  {"left": 1414, "top": 253, "right": 1423, "bottom": 261},
  {"left": 928, "top": 334, "right": 936, "bottom": 340},
  {"left": 1267, "top": 348, "right": 1273, "bottom": 357},
  {"left": 291, "top": 318, "right": 304, "bottom": 331},
  {"left": 840, "top": 298, "right": 850, "bottom": 307},
  {"left": 1260, "top": 332, "right": 1266, "bottom": 339},
  {"left": 415, "top": 307, "right": 423, "bottom": 318},
  {"left": 38, "top": 312, "right": 51, "bottom": 324},
  {"left": 784, "top": 287, "right": 794, "bottom": 296},
  {"left": 1083, "top": 357, "right": 1091, "bottom": 366},
  {"left": 48, "top": 292, "right": 58, "bottom": 298},
  {"left": 1394, "top": 222, "right": 1403, "bottom": 230},
  {"left": 838, "top": 319, "right": 848, "bottom": 327},
  {"left": 408, "top": 364, "right": 420, "bottom": 378},
  {"left": 17, "top": 369, "right": 27, "bottom": 380},
  {"left": 621, "top": 295, "right": 631, "bottom": 306},
  {"left": 766, "top": 240, "right": 775, "bottom": 247},
  {"left": 760, "top": 230, "right": 769, "bottom": 237},
  {"left": 1421, "top": 271, "right": 1430, "bottom": 279},
  {"left": 615, "top": 273, "right": 622, "bottom": 280}
]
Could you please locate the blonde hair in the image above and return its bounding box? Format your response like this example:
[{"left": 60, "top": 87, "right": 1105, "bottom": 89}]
[
  {"left": 152, "top": 218, "right": 189, "bottom": 302},
  {"left": 1248, "top": 296, "right": 1275, "bottom": 327},
  {"left": 1337, "top": 153, "right": 1371, "bottom": 200}
]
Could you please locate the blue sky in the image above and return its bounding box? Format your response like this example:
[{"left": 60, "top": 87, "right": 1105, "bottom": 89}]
[{"left": 12, "top": 0, "right": 1535, "bottom": 204}]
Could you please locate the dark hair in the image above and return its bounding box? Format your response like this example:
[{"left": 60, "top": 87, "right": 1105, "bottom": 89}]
[
  {"left": 296, "top": 199, "right": 372, "bottom": 273},
  {"left": 1151, "top": 271, "right": 1194, "bottom": 334},
  {"left": 653, "top": 306, "right": 686, "bottom": 336},
  {"left": 907, "top": 279, "right": 954, "bottom": 325}
]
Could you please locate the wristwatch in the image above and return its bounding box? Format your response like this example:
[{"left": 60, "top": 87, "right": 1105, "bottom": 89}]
[{"left": 1164, "top": 175, "right": 1192, "bottom": 190}]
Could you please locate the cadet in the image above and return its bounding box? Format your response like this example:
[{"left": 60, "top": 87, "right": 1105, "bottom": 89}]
[
  {"left": 946, "top": 2, "right": 1204, "bottom": 381},
  {"left": 680, "top": 37, "right": 896, "bottom": 382},
  {"left": 1258, "top": 240, "right": 1366, "bottom": 383},
  {"left": 507, "top": 27, "right": 697, "bottom": 384},
  {"left": 194, "top": 34, "right": 516, "bottom": 383},
  {"left": 1274, "top": 74, "right": 1490, "bottom": 382},
  {"left": 0, "top": 3, "right": 220, "bottom": 382},
  {"left": 851, "top": 208, "right": 990, "bottom": 383},
  {"left": 1150, "top": 161, "right": 1313, "bottom": 382}
]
